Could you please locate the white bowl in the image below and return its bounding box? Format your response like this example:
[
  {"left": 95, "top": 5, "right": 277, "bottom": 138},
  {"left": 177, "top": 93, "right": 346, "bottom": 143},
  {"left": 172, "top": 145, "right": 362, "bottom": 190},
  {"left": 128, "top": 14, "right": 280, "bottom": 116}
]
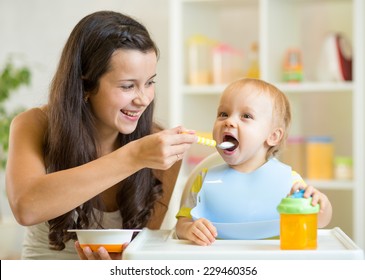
[{"left": 68, "top": 229, "right": 141, "bottom": 252}]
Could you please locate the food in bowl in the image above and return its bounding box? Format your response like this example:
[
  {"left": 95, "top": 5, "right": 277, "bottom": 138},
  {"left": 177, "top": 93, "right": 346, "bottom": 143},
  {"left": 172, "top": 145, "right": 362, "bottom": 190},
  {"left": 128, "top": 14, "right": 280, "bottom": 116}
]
[{"left": 68, "top": 229, "right": 141, "bottom": 252}]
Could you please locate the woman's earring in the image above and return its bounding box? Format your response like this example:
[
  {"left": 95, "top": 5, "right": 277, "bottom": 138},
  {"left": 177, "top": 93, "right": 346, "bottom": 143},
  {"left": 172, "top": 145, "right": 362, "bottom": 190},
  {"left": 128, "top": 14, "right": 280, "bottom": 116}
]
[{"left": 84, "top": 95, "right": 89, "bottom": 103}]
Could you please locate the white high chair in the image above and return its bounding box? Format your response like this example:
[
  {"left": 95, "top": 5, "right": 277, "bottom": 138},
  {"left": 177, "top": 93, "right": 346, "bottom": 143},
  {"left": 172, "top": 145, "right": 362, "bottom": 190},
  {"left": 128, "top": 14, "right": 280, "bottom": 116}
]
[{"left": 160, "top": 151, "right": 224, "bottom": 229}]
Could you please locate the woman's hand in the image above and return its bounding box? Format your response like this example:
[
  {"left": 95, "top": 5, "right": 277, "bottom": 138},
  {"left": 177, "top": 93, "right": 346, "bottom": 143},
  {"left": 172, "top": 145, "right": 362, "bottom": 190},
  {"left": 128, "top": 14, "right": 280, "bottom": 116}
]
[
  {"left": 75, "top": 241, "right": 128, "bottom": 260},
  {"left": 130, "top": 126, "right": 197, "bottom": 171}
]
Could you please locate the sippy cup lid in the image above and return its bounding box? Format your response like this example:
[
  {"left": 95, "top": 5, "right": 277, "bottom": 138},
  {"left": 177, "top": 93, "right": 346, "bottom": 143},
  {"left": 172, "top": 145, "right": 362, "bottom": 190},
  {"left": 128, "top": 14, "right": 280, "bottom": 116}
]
[{"left": 277, "top": 189, "right": 320, "bottom": 214}]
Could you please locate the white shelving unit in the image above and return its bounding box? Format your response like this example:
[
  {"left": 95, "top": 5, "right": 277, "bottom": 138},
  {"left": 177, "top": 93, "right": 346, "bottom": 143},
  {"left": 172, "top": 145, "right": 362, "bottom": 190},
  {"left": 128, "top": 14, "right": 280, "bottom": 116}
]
[{"left": 169, "top": 0, "right": 364, "bottom": 249}]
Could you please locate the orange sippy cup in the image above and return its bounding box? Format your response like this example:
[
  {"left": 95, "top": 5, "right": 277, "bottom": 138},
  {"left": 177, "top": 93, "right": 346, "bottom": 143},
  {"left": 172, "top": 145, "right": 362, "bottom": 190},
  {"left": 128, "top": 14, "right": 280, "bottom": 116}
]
[{"left": 277, "top": 189, "right": 320, "bottom": 250}]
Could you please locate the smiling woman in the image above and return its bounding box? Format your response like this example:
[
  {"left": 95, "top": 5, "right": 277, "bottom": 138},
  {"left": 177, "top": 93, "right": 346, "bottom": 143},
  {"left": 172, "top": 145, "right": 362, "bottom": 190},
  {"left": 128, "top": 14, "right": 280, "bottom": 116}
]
[
  {"left": 86, "top": 49, "right": 157, "bottom": 137},
  {"left": 5, "top": 10, "right": 196, "bottom": 260}
]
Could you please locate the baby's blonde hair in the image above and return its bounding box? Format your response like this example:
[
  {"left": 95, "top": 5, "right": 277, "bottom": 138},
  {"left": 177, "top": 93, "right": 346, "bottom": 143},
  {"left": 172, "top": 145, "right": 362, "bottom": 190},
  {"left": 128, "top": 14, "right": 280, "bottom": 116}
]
[{"left": 228, "top": 78, "right": 291, "bottom": 159}]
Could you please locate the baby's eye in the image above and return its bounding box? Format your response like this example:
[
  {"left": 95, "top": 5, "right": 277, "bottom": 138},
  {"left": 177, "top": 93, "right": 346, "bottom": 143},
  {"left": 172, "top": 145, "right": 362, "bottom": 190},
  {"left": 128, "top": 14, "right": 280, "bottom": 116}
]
[
  {"left": 242, "top": 113, "right": 252, "bottom": 119},
  {"left": 217, "top": 112, "right": 228, "bottom": 118}
]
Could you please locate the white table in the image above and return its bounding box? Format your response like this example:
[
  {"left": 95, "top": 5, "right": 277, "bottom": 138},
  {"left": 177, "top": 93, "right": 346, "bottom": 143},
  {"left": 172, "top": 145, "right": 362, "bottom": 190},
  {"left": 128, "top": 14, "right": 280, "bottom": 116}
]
[{"left": 123, "top": 227, "right": 364, "bottom": 260}]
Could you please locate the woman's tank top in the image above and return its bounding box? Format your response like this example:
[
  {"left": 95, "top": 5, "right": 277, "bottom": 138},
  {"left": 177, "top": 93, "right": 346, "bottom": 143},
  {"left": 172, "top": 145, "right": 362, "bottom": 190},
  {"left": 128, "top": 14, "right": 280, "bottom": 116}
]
[{"left": 21, "top": 209, "right": 122, "bottom": 260}]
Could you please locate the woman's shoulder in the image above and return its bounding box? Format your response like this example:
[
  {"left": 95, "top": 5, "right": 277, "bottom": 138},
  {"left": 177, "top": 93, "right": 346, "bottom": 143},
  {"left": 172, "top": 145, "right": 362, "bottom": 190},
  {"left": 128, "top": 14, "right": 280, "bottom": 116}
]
[
  {"left": 11, "top": 106, "right": 48, "bottom": 133},
  {"left": 13, "top": 106, "right": 47, "bottom": 123}
]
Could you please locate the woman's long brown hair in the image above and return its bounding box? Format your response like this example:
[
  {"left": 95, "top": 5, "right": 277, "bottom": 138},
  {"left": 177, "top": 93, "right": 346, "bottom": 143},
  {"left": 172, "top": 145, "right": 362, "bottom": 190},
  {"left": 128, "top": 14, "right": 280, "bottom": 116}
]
[{"left": 44, "top": 11, "right": 161, "bottom": 250}]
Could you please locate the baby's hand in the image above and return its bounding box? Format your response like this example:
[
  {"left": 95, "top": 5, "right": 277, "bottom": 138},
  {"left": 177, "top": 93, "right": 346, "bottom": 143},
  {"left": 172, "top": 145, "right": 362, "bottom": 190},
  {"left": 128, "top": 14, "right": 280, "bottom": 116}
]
[
  {"left": 290, "top": 182, "right": 330, "bottom": 214},
  {"left": 186, "top": 218, "right": 217, "bottom": 246}
]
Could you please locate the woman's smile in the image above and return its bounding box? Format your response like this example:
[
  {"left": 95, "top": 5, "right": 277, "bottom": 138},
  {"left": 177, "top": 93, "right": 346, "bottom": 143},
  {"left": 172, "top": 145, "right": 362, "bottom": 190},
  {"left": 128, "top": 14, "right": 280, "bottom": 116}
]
[{"left": 120, "top": 109, "right": 141, "bottom": 119}]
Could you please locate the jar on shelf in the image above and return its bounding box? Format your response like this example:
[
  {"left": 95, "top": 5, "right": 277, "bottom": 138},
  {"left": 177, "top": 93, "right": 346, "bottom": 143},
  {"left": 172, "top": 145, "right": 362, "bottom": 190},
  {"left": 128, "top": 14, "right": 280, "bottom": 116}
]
[
  {"left": 187, "top": 34, "right": 215, "bottom": 85},
  {"left": 212, "top": 43, "right": 244, "bottom": 84},
  {"left": 334, "top": 156, "right": 353, "bottom": 180},
  {"left": 279, "top": 136, "right": 306, "bottom": 177},
  {"left": 306, "top": 136, "right": 334, "bottom": 180},
  {"left": 245, "top": 42, "right": 260, "bottom": 79}
]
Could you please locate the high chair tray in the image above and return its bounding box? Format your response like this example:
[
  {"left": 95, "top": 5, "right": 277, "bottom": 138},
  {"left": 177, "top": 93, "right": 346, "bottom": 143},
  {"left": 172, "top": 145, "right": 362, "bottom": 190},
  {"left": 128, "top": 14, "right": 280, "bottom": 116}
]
[{"left": 123, "top": 227, "right": 364, "bottom": 260}]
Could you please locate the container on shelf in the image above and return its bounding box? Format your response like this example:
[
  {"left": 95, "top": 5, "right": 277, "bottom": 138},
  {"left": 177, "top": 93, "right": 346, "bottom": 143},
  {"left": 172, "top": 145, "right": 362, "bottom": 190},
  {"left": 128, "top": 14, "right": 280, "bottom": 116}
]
[
  {"left": 277, "top": 189, "right": 320, "bottom": 250},
  {"left": 245, "top": 42, "right": 260, "bottom": 79},
  {"left": 212, "top": 43, "right": 244, "bottom": 84},
  {"left": 306, "top": 136, "right": 334, "bottom": 180},
  {"left": 279, "top": 136, "right": 306, "bottom": 177},
  {"left": 334, "top": 156, "right": 353, "bottom": 180},
  {"left": 187, "top": 34, "right": 215, "bottom": 85},
  {"left": 316, "top": 33, "right": 353, "bottom": 82}
]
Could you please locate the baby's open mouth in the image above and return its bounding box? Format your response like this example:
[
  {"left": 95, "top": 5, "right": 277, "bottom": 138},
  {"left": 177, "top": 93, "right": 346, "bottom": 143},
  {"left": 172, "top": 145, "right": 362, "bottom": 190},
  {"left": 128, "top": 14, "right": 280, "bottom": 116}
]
[{"left": 223, "top": 135, "right": 239, "bottom": 151}]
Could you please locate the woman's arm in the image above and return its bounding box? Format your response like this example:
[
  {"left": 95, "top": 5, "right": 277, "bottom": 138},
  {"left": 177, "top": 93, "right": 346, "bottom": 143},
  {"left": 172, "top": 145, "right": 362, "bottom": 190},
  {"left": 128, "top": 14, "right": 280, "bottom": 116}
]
[{"left": 5, "top": 108, "right": 195, "bottom": 226}]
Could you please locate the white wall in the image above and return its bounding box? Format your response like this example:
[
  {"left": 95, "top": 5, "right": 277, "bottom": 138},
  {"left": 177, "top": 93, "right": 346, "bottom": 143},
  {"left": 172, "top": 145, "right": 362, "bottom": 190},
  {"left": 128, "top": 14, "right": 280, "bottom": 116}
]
[
  {"left": 0, "top": 0, "right": 171, "bottom": 126},
  {"left": 0, "top": 0, "right": 172, "bottom": 258}
]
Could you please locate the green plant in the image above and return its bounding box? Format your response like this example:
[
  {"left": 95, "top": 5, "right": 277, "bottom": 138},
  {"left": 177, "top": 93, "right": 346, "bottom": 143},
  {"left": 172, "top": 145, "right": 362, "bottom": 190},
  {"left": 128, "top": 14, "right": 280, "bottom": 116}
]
[{"left": 0, "top": 59, "right": 31, "bottom": 169}]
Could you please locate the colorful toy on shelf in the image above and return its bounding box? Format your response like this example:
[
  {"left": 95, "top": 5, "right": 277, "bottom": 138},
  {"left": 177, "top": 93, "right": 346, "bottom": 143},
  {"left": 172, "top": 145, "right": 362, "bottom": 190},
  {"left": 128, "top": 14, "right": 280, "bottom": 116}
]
[{"left": 283, "top": 48, "right": 303, "bottom": 82}]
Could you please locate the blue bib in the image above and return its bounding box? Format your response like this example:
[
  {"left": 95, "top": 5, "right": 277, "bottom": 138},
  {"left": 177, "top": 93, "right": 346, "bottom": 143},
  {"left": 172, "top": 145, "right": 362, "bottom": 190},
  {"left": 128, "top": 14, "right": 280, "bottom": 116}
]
[{"left": 191, "top": 158, "right": 291, "bottom": 239}]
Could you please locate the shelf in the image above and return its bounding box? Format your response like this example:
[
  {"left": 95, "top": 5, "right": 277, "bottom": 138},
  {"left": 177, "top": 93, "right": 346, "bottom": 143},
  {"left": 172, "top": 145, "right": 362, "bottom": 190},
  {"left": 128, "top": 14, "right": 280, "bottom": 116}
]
[
  {"left": 182, "top": 81, "right": 353, "bottom": 95},
  {"left": 182, "top": 84, "right": 226, "bottom": 95},
  {"left": 275, "top": 82, "right": 353, "bottom": 93},
  {"left": 305, "top": 179, "right": 354, "bottom": 190},
  {"left": 170, "top": 0, "right": 365, "bottom": 250}
]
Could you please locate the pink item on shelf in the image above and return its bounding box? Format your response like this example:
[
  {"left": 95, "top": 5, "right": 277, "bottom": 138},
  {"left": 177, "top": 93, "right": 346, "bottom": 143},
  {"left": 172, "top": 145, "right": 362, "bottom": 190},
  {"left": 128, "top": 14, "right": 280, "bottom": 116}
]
[{"left": 212, "top": 43, "right": 244, "bottom": 84}]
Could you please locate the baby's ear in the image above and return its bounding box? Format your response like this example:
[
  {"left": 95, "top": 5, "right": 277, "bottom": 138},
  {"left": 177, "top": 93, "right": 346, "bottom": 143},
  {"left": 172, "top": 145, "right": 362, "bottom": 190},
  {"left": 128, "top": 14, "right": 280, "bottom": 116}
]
[{"left": 266, "top": 128, "right": 283, "bottom": 147}]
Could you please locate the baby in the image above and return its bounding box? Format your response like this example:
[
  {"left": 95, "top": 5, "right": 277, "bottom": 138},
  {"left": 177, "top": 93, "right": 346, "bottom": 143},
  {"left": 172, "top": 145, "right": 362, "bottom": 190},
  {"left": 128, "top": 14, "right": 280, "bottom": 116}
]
[{"left": 176, "top": 78, "right": 332, "bottom": 245}]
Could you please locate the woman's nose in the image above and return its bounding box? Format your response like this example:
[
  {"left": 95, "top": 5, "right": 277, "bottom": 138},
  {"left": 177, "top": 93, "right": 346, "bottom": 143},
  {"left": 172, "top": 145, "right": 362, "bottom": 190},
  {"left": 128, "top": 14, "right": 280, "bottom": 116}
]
[{"left": 133, "top": 88, "right": 150, "bottom": 106}]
